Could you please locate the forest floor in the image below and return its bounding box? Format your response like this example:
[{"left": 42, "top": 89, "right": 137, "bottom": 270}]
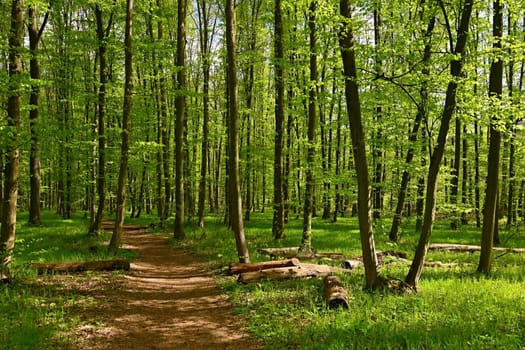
[{"left": 65, "top": 222, "right": 259, "bottom": 350}]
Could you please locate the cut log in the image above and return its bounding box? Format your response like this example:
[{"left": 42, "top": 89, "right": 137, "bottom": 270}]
[
  {"left": 341, "top": 259, "right": 362, "bottom": 270},
  {"left": 30, "top": 259, "right": 131, "bottom": 274},
  {"left": 238, "top": 263, "right": 347, "bottom": 284},
  {"left": 429, "top": 243, "right": 525, "bottom": 254},
  {"left": 228, "top": 258, "right": 301, "bottom": 275},
  {"left": 324, "top": 275, "right": 349, "bottom": 309}
]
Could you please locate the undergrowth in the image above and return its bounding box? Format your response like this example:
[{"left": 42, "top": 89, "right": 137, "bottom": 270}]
[
  {"left": 179, "top": 212, "right": 525, "bottom": 350},
  {"left": 1, "top": 211, "right": 140, "bottom": 349}
]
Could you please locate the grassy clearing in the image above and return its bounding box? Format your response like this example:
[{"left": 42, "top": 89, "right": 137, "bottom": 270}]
[
  {"left": 1, "top": 211, "right": 138, "bottom": 349},
  {"left": 179, "top": 212, "right": 525, "bottom": 349}
]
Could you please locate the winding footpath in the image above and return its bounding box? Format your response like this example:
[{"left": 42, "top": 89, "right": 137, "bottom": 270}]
[{"left": 80, "top": 223, "right": 257, "bottom": 350}]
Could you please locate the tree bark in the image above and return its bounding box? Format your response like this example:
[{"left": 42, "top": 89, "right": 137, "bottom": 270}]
[
  {"left": 339, "top": 0, "right": 380, "bottom": 289},
  {"left": 229, "top": 258, "right": 300, "bottom": 275},
  {"left": 324, "top": 275, "right": 349, "bottom": 309},
  {"left": 109, "top": 0, "right": 134, "bottom": 252},
  {"left": 196, "top": 0, "right": 212, "bottom": 228},
  {"left": 27, "top": 6, "right": 49, "bottom": 226},
  {"left": 272, "top": 0, "right": 285, "bottom": 240},
  {"left": 174, "top": 0, "right": 187, "bottom": 239},
  {"left": 301, "top": 1, "right": 318, "bottom": 253},
  {"left": 90, "top": 5, "right": 114, "bottom": 234},
  {"left": 238, "top": 263, "right": 346, "bottom": 284},
  {"left": 478, "top": 0, "right": 503, "bottom": 274},
  {"left": 1, "top": 0, "right": 23, "bottom": 281},
  {"left": 406, "top": 0, "right": 473, "bottom": 290},
  {"left": 226, "top": 0, "right": 250, "bottom": 263}
]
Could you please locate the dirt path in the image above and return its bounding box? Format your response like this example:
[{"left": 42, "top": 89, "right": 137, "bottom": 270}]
[{"left": 77, "top": 223, "right": 258, "bottom": 350}]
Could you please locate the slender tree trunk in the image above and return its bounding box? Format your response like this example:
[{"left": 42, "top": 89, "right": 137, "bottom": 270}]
[
  {"left": 406, "top": 0, "right": 473, "bottom": 290},
  {"left": 300, "top": 1, "right": 318, "bottom": 253},
  {"left": 339, "top": 0, "right": 380, "bottom": 289},
  {"left": 90, "top": 5, "right": 114, "bottom": 234},
  {"left": 474, "top": 118, "right": 481, "bottom": 227},
  {"left": 372, "top": 6, "right": 383, "bottom": 220},
  {"left": 110, "top": 0, "right": 133, "bottom": 252},
  {"left": 197, "top": 0, "right": 211, "bottom": 228},
  {"left": 27, "top": 6, "right": 49, "bottom": 226},
  {"left": 450, "top": 115, "right": 461, "bottom": 229},
  {"left": 478, "top": 0, "right": 503, "bottom": 274},
  {"left": 1, "top": 0, "right": 23, "bottom": 281},
  {"left": 461, "top": 123, "right": 469, "bottom": 225},
  {"left": 272, "top": 0, "right": 285, "bottom": 240},
  {"left": 174, "top": 0, "right": 187, "bottom": 239},
  {"left": 226, "top": 0, "right": 250, "bottom": 263}
]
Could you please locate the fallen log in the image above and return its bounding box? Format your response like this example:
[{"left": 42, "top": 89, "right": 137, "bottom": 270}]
[
  {"left": 228, "top": 258, "right": 301, "bottom": 275},
  {"left": 258, "top": 247, "right": 299, "bottom": 257},
  {"left": 341, "top": 259, "right": 362, "bottom": 270},
  {"left": 238, "top": 263, "right": 347, "bottom": 284},
  {"left": 30, "top": 259, "right": 131, "bottom": 275},
  {"left": 429, "top": 243, "right": 525, "bottom": 254},
  {"left": 258, "top": 247, "right": 345, "bottom": 260},
  {"left": 324, "top": 275, "right": 349, "bottom": 309}
]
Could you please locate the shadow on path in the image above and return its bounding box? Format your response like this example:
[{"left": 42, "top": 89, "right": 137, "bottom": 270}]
[{"left": 79, "top": 222, "right": 258, "bottom": 350}]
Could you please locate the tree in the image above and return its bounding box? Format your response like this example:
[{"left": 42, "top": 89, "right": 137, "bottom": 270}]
[
  {"left": 196, "top": 0, "right": 213, "bottom": 228},
  {"left": 300, "top": 0, "right": 318, "bottom": 253},
  {"left": 89, "top": 2, "right": 114, "bottom": 234},
  {"left": 339, "top": 0, "right": 380, "bottom": 289},
  {"left": 174, "top": 0, "right": 187, "bottom": 239},
  {"left": 109, "top": 0, "right": 134, "bottom": 252},
  {"left": 27, "top": 4, "right": 50, "bottom": 226},
  {"left": 1, "top": 0, "right": 24, "bottom": 282},
  {"left": 406, "top": 0, "right": 474, "bottom": 290},
  {"left": 226, "top": 0, "right": 250, "bottom": 263},
  {"left": 272, "top": 0, "right": 285, "bottom": 240},
  {"left": 478, "top": 0, "right": 503, "bottom": 274}
]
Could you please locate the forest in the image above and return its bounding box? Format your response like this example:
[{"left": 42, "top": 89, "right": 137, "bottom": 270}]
[{"left": 1, "top": 0, "right": 525, "bottom": 348}]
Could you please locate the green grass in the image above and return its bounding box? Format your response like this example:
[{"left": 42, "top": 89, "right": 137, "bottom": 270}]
[
  {"left": 3, "top": 209, "right": 524, "bottom": 349},
  {"left": 1, "top": 210, "right": 142, "bottom": 349},
  {"left": 179, "top": 211, "right": 525, "bottom": 349}
]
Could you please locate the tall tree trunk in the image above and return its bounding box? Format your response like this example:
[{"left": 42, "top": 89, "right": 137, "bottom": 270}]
[
  {"left": 174, "top": 0, "right": 187, "bottom": 239},
  {"left": 109, "top": 0, "right": 133, "bottom": 252},
  {"left": 301, "top": 1, "right": 318, "bottom": 253},
  {"left": 461, "top": 123, "right": 469, "bottom": 225},
  {"left": 272, "top": 0, "right": 285, "bottom": 240},
  {"left": 478, "top": 0, "right": 503, "bottom": 274},
  {"left": 90, "top": 5, "right": 114, "bottom": 234},
  {"left": 1, "top": 0, "right": 23, "bottom": 281},
  {"left": 226, "top": 0, "right": 250, "bottom": 263},
  {"left": 406, "top": 0, "right": 473, "bottom": 290},
  {"left": 196, "top": 0, "right": 211, "bottom": 228},
  {"left": 372, "top": 6, "right": 383, "bottom": 220},
  {"left": 27, "top": 6, "right": 49, "bottom": 226},
  {"left": 339, "top": 0, "right": 380, "bottom": 289},
  {"left": 474, "top": 118, "right": 481, "bottom": 227},
  {"left": 450, "top": 115, "right": 461, "bottom": 229}
]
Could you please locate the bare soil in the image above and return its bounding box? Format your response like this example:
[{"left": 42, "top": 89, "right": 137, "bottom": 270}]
[{"left": 69, "top": 223, "right": 259, "bottom": 350}]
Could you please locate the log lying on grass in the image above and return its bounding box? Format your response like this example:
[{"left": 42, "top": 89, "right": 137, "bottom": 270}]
[
  {"left": 258, "top": 247, "right": 345, "bottom": 260},
  {"left": 228, "top": 258, "right": 300, "bottom": 275},
  {"left": 324, "top": 275, "right": 349, "bottom": 309},
  {"left": 238, "top": 263, "right": 346, "bottom": 284},
  {"left": 429, "top": 243, "right": 525, "bottom": 254},
  {"left": 30, "top": 259, "right": 131, "bottom": 275}
]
